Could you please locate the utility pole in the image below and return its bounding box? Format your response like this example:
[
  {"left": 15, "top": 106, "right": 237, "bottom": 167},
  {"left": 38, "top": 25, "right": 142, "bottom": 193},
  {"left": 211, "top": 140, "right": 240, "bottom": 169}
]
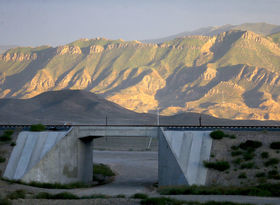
[{"left": 157, "top": 107, "right": 160, "bottom": 126}]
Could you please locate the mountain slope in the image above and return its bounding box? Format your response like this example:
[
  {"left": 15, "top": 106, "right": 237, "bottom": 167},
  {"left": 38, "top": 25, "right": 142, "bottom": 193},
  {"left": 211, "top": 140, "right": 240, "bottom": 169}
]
[
  {"left": 1, "top": 89, "right": 279, "bottom": 126},
  {"left": 0, "top": 30, "right": 280, "bottom": 121}
]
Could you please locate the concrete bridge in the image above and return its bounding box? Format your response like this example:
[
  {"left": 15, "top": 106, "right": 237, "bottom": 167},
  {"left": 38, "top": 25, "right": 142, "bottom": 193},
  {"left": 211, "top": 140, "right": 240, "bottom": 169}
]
[{"left": 3, "top": 126, "right": 212, "bottom": 186}]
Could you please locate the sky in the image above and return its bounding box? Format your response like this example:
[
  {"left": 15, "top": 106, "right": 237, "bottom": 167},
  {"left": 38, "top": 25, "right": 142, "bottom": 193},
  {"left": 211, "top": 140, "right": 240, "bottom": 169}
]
[{"left": 0, "top": 0, "right": 279, "bottom": 47}]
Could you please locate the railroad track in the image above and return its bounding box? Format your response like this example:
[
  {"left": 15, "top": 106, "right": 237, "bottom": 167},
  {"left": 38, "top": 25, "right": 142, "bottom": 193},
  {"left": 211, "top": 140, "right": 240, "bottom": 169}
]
[{"left": 1, "top": 124, "right": 280, "bottom": 131}]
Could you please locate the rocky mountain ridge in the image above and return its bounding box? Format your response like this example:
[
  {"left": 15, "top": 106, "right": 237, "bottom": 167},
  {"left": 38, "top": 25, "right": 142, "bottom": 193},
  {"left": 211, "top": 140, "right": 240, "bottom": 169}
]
[{"left": 1, "top": 29, "right": 280, "bottom": 121}]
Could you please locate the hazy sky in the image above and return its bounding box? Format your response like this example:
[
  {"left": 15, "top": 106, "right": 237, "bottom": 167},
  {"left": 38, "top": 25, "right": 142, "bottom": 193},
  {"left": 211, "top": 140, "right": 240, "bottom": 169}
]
[{"left": 0, "top": 0, "right": 279, "bottom": 47}]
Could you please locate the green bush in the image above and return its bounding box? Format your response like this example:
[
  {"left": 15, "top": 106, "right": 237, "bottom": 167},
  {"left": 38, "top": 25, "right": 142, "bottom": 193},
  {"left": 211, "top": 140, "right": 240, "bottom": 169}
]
[
  {"left": 264, "top": 158, "right": 279, "bottom": 167},
  {"left": 0, "top": 156, "right": 6, "bottom": 163},
  {"left": 0, "top": 130, "right": 13, "bottom": 141},
  {"left": 231, "top": 145, "right": 239, "bottom": 150},
  {"left": 93, "top": 163, "right": 115, "bottom": 177},
  {"left": 210, "top": 130, "right": 225, "bottom": 140},
  {"left": 270, "top": 142, "right": 280, "bottom": 150},
  {"left": 141, "top": 197, "right": 184, "bottom": 205},
  {"left": 238, "top": 172, "right": 247, "bottom": 179},
  {"left": 255, "top": 172, "right": 266, "bottom": 178},
  {"left": 6, "top": 190, "right": 25, "bottom": 199},
  {"left": 261, "top": 152, "right": 269, "bottom": 159},
  {"left": 30, "top": 124, "right": 46, "bottom": 131},
  {"left": 242, "top": 151, "right": 255, "bottom": 161},
  {"left": 10, "top": 142, "right": 16, "bottom": 146},
  {"left": 231, "top": 151, "right": 242, "bottom": 157},
  {"left": 240, "top": 162, "right": 255, "bottom": 169},
  {"left": 133, "top": 193, "right": 148, "bottom": 199},
  {"left": 232, "top": 158, "right": 243, "bottom": 165},
  {"left": 203, "top": 161, "right": 230, "bottom": 171},
  {"left": 239, "top": 140, "right": 262, "bottom": 150}
]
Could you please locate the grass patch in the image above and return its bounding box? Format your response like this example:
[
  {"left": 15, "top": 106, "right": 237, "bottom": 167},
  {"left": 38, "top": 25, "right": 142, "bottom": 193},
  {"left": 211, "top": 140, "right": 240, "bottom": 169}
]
[
  {"left": 270, "top": 142, "right": 280, "bottom": 150},
  {"left": 158, "top": 183, "right": 280, "bottom": 197},
  {"left": 132, "top": 193, "right": 148, "bottom": 199},
  {"left": 203, "top": 161, "right": 230, "bottom": 171},
  {"left": 0, "top": 130, "right": 13, "bottom": 141},
  {"left": 34, "top": 192, "right": 79, "bottom": 199},
  {"left": 6, "top": 190, "right": 25, "bottom": 199},
  {"left": 264, "top": 158, "right": 279, "bottom": 167},
  {"left": 239, "top": 140, "right": 262, "bottom": 151},
  {"left": 30, "top": 124, "right": 46, "bottom": 131}
]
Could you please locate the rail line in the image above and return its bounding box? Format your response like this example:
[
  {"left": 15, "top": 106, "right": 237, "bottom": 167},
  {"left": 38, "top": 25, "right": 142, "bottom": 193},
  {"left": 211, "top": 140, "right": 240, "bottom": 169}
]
[{"left": 1, "top": 124, "right": 280, "bottom": 131}]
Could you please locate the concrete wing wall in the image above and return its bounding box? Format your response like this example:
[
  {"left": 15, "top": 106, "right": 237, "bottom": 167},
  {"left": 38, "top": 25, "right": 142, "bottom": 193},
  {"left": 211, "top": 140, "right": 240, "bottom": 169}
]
[
  {"left": 159, "top": 129, "right": 212, "bottom": 186},
  {"left": 3, "top": 131, "right": 67, "bottom": 180},
  {"left": 21, "top": 127, "right": 93, "bottom": 184}
]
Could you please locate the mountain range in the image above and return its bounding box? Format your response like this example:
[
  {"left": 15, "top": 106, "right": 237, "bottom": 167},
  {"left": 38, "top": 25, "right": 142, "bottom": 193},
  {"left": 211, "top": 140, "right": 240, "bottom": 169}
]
[{"left": 1, "top": 23, "right": 280, "bottom": 121}]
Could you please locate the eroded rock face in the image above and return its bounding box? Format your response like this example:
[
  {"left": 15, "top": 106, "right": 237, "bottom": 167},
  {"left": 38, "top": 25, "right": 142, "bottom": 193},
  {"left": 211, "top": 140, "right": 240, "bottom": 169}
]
[
  {"left": 0, "top": 52, "right": 37, "bottom": 62},
  {"left": 56, "top": 46, "right": 82, "bottom": 55}
]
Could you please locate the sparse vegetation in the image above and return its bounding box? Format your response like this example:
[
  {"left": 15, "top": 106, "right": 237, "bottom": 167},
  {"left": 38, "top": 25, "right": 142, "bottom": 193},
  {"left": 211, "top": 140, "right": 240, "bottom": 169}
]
[
  {"left": 6, "top": 190, "right": 26, "bottom": 199},
  {"left": 264, "top": 158, "right": 279, "bottom": 167},
  {"left": 203, "top": 161, "right": 230, "bottom": 171},
  {"left": 93, "top": 163, "right": 115, "bottom": 177},
  {"left": 30, "top": 124, "right": 46, "bottom": 131},
  {"left": 238, "top": 172, "right": 247, "bottom": 179},
  {"left": 239, "top": 140, "right": 262, "bottom": 151},
  {"left": 34, "top": 192, "right": 79, "bottom": 199},
  {"left": 231, "top": 151, "right": 242, "bottom": 157},
  {"left": 0, "top": 130, "right": 13, "bottom": 141},
  {"left": 132, "top": 193, "right": 148, "bottom": 199},
  {"left": 210, "top": 130, "right": 225, "bottom": 140},
  {"left": 255, "top": 172, "right": 266, "bottom": 178},
  {"left": 240, "top": 162, "right": 255, "bottom": 169},
  {"left": 158, "top": 183, "right": 280, "bottom": 197},
  {"left": 242, "top": 151, "right": 255, "bottom": 161},
  {"left": 141, "top": 197, "right": 253, "bottom": 205},
  {"left": 10, "top": 142, "right": 16, "bottom": 146},
  {"left": 270, "top": 142, "right": 280, "bottom": 150},
  {"left": 261, "top": 152, "right": 269, "bottom": 159},
  {"left": 0, "top": 156, "right": 6, "bottom": 163}
]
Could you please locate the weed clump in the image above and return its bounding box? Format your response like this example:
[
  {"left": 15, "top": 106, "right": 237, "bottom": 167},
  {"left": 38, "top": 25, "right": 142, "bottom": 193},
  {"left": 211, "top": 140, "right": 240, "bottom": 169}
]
[{"left": 203, "top": 161, "right": 230, "bottom": 171}]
